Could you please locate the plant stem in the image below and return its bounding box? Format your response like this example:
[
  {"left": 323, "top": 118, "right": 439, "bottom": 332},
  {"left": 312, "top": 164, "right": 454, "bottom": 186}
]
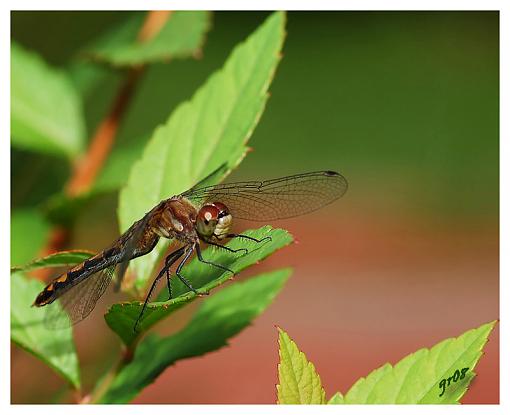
[
  {"left": 65, "top": 66, "right": 143, "bottom": 196},
  {"left": 66, "top": 10, "right": 173, "bottom": 196},
  {"left": 33, "top": 11, "right": 171, "bottom": 281},
  {"left": 137, "top": 10, "right": 172, "bottom": 42}
]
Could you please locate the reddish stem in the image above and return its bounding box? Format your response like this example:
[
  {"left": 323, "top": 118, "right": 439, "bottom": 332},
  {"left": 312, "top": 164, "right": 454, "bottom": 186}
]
[
  {"left": 65, "top": 66, "right": 143, "bottom": 196},
  {"left": 66, "top": 10, "right": 173, "bottom": 196},
  {"left": 33, "top": 11, "right": 172, "bottom": 281}
]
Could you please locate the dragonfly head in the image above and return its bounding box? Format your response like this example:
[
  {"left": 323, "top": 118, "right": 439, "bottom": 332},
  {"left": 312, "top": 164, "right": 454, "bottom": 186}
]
[{"left": 196, "top": 202, "right": 232, "bottom": 241}]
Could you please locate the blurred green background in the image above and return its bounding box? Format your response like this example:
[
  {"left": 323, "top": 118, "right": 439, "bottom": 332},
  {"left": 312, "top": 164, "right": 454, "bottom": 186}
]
[
  {"left": 11, "top": 11, "right": 498, "bottom": 404},
  {"left": 12, "top": 11, "right": 499, "bottom": 219}
]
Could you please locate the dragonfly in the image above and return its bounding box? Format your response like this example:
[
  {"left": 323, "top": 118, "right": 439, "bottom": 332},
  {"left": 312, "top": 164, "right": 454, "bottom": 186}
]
[{"left": 33, "top": 165, "right": 348, "bottom": 331}]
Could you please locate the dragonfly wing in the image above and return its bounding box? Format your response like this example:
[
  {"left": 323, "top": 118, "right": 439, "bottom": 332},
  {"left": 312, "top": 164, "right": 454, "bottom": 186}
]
[
  {"left": 182, "top": 170, "right": 348, "bottom": 221},
  {"left": 44, "top": 266, "right": 115, "bottom": 329},
  {"left": 113, "top": 206, "right": 161, "bottom": 290},
  {"left": 114, "top": 216, "right": 149, "bottom": 290}
]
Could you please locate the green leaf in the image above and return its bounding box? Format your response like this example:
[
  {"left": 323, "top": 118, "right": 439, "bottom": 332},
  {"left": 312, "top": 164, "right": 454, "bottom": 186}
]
[
  {"left": 99, "top": 268, "right": 291, "bottom": 403},
  {"left": 277, "top": 327, "right": 326, "bottom": 404},
  {"left": 67, "top": 59, "right": 113, "bottom": 100},
  {"left": 11, "top": 250, "right": 94, "bottom": 273},
  {"left": 11, "top": 42, "right": 85, "bottom": 158},
  {"left": 105, "top": 226, "right": 292, "bottom": 346},
  {"left": 44, "top": 190, "right": 100, "bottom": 228},
  {"left": 328, "top": 392, "right": 344, "bottom": 404},
  {"left": 44, "top": 140, "right": 147, "bottom": 226},
  {"left": 94, "top": 140, "right": 147, "bottom": 193},
  {"left": 87, "top": 11, "right": 211, "bottom": 67},
  {"left": 344, "top": 320, "right": 497, "bottom": 404},
  {"left": 118, "top": 11, "right": 286, "bottom": 289},
  {"left": 11, "top": 209, "right": 50, "bottom": 266},
  {"left": 11, "top": 272, "right": 80, "bottom": 389}
]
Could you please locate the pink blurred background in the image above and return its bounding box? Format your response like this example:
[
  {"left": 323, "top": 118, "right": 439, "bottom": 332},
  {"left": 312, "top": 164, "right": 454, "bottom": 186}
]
[{"left": 12, "top": 202, "right": 499, "bottom": 403}]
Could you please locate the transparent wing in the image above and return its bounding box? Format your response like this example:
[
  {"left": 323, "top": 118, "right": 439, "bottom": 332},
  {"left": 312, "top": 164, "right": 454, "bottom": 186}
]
[
  {"left": 114, "top": 210, "right": 155, "bottom": 290},
  {"left": 44, "top": 266, "right": 115, "bottom": 329},
  {"left": 181, "top": 170, "right": 348, "bottom": 221}
]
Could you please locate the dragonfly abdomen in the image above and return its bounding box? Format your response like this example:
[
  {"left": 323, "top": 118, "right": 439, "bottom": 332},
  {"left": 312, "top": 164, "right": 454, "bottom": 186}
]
[{"left": 33, "top": 249, "right": 120, "bottom": 307}]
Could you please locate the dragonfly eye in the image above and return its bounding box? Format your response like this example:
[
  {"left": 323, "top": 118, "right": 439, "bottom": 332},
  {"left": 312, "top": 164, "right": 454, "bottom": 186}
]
[
  {"left": 196, "top": 202, "right": 231, "bottom": 239},
  {"left": 196, "top": 204, "right": 220, "bottom": 237}
]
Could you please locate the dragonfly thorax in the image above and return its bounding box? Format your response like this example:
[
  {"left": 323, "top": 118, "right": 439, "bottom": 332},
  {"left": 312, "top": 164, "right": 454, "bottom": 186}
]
[{"left": 196, "top": 202, "right": 232, "bottom": 241}]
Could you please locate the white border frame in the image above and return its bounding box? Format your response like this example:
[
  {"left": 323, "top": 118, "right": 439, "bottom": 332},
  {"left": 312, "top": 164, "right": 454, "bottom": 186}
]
[{"left": 3, "top": 1, "right": 506, "bottom": 413}]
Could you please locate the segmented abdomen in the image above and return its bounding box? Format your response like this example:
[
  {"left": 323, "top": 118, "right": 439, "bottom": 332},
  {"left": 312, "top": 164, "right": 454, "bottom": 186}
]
[{"left": 33, "top": 247, "right": 121, "bottom": 307}]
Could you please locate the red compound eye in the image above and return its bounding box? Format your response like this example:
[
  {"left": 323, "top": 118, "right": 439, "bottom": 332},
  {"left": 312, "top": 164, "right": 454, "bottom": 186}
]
[
  {"left": 198, "top": 204, "right": 220, "bottom": 224},
  {"left": 213, "top": 202, "right": 229, "bottom": 218}
]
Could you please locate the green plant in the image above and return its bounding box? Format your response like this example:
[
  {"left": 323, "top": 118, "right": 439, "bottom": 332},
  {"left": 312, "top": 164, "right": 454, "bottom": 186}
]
[
  {"left": 11, "top": 11, "right": 288, "bottom": 403},
  {"left": 276, "top": 321, "right": 497, "bottom": 404}
]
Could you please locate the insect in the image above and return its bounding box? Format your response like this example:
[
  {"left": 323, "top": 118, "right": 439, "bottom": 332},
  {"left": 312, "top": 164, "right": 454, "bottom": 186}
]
[{"left": 33, "top": 165, "right": 348, "bottom": 331}]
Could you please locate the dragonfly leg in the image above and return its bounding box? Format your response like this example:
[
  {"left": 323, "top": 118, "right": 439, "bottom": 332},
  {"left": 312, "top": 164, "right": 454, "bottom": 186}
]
[
  {"left": 134, "top": 268, "right": 166, "bottom": 333},
  {"left": 164, "top": 250, "right": 180, "bottom": 301},
  {"left": 204, "top": 236, "right": 248, "bottom": 255},
  {"left": 175, "top": 245, "right": 201, "bottom": 296},
  {"left": 165, "top": 269, "right": 172, "bottom": 301},
  {"left": 195, "top": 242, "right": 235, "bottom": 283},
  {"left": 224, "top": 233, "right": 272, "bottom": 244},
  {"left": 134, "top": 246, "right": 185, "bottom": 333}
]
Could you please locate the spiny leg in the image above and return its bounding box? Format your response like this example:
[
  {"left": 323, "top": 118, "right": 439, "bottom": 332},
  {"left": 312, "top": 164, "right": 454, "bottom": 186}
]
[
  {"left": 134, "top": 246, "right": 185, "bottom": 332},
  {"left": 175, "top": 245, "right": 201, "bottom": 296},
  {"left": 165, "top": 268, "right": 172, "bottom": 302},
  {"left": 164, "top": 247, "right": 183, "bottom": 301},
  {"left": 224, "top": 233, "right": 272, "bottom": 244},
  {"left": 195, "top": 242, "right": 235, "bottom": 279},
  {"left": 204, "top": 236, "right": 248, "bottom": 255},
  {"left": 134, "top": 267, "right": 167, "bottom": 333}
]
